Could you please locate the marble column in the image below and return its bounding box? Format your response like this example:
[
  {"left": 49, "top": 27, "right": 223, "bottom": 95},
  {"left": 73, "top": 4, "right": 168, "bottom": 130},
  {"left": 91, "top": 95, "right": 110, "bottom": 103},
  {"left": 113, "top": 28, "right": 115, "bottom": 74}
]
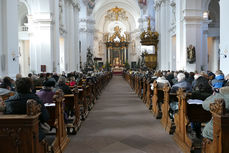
[
  {"left": 73, "top": 3, "right": 80, "bottom": 71},
  {"left": 0, "top": 0, "right": 19, "bottom": 78},
  {"left": 50, "top": 0, "right": 60, "bottom": 73}
]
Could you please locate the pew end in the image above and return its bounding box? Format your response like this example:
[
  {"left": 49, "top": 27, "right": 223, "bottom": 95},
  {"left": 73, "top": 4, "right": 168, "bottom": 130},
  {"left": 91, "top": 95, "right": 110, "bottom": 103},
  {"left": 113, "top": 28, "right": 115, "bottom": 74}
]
[
  {"left": 0, "top": 99, "right": 48, "bottom": 153},
  {"left": 160, "top": 84, "right": 176, "bottom": 134},
  {"left": 202, "top": 99, "right": 229, "bottom": 153},
  {"left": 173, "top": 89, "right": 212, "bottom": 153}
]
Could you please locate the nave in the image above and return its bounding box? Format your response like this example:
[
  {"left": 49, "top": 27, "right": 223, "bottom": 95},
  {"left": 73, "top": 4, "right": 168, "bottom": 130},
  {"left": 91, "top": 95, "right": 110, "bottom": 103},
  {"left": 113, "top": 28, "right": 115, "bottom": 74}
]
[{"left": 64, "top": 76, "right": 182, "bottom": 153}]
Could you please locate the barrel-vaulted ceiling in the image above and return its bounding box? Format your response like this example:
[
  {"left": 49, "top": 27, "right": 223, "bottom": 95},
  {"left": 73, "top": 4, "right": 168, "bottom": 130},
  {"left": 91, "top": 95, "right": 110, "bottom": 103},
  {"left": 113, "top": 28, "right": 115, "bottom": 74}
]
[{"left": 92, "top": 0, "right": 141, "bottom": 33}]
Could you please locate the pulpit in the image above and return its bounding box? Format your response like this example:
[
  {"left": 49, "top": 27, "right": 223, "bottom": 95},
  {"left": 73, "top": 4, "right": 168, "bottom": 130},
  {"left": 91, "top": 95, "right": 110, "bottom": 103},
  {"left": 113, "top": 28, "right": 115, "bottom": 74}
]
[{"left": 140, "top": 18, "right": 159, "bottom": 69}]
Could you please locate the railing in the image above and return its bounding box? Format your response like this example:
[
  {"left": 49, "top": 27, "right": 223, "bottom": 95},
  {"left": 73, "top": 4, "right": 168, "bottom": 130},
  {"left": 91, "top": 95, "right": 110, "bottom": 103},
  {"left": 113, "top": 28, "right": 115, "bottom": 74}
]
[{"left": 19, "top": 26, "right": 28, "bottom": 32}]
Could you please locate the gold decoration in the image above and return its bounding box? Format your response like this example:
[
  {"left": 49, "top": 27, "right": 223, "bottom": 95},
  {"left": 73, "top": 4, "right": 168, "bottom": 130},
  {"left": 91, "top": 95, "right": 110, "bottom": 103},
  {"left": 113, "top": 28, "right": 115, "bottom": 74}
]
[
  {"left": 140, "top": 17, "right": 159, "bottom": 46},
  {"left": 140, "top": 17, "right": 159, "bottom": 69},
  {"left": 107, "top": 26, "right": 127, "bottom": 42},
  {"left": 105, "top": 6, "right": 128, "bottom": 21}
]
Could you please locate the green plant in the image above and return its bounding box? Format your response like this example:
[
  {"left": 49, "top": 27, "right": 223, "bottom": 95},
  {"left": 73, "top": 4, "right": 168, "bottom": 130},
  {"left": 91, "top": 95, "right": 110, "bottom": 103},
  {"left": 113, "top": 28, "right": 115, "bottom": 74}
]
[
  {"left": 124, "top": 62, "right": 130, "bottom": 69},
  {"left": 105, "top": 61, "right": 111, "bottom": 71}
]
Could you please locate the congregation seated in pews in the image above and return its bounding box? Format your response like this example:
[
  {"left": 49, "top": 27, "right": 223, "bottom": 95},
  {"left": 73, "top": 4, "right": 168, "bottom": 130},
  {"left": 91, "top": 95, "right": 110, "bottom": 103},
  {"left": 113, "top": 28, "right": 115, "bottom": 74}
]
[
  {"left": 124, "top": 69, "right": 229, "bottom": 153},
  {"left": 0, "top": 70, "right": 112, "bottom": 153}
]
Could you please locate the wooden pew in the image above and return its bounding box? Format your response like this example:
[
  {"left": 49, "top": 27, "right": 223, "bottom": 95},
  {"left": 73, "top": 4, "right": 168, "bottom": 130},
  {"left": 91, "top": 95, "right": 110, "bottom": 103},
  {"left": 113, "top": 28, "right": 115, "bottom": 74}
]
[
  {"left": 142, "top": 78, "right": 147, "bottom": 103},
  {"left": 78, "top": 83, "right": 89, "bottom": 120},
  {"left": 146, "top": 80, "right": 153, "bottom": 109},
  {"left": 0, "top": 99, "right": 48, "bottom": 153},
  {"left": 160, "top": 84, "right": 176, "bottom": 134},
  {"left": 138, "top": 76, "right": 143, "bottom": 98},
  {"left": 173, "top": 89, "right": 211, "bottom": 153},
  {"left": 151, "top": 81, "right": 164, "bottom": 118},
  {"left": 134, "top": 75, "right": 138, "bottom": 94},
  {"left": 202, "top": 99, "right": 229, "bottom": 153},
  {"left": 45, "top": 90, "right": 70, "bottom": 153},
  {"left": 64, "top": 88, "right": 81, "bottom": 134},
  {"left": 85, "top": 80, "right": 95, "bottom": 110},
  {"left": 1, "top": 92, "right": 15, "bottom": 101}
]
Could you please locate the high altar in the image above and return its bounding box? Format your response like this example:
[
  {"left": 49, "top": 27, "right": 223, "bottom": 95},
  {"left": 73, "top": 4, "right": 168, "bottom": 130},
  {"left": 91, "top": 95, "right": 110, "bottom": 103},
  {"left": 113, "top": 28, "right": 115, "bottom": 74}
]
[{"left": 104, "top": 26, "right": 129, "bottom": 70}]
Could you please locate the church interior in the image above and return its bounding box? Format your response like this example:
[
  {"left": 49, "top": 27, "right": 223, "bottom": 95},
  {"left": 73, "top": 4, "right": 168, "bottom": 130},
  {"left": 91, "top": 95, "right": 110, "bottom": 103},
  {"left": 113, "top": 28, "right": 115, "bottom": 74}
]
[{"left": 0, "top": 0, "right": 229, "bottom": 153}]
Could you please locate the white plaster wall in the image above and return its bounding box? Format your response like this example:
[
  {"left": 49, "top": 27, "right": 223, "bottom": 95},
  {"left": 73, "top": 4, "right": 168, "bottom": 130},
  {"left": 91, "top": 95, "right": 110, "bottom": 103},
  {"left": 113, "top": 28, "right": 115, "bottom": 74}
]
[
  {"left": 220, "top": 0, "right": 229, "bottom": 75},
  {"left": 0, "top": 0, "right": 2, "bottom": 77},
  {"left": 27, "top": 0, "right": 53, "bottom": 73},
  {"left": 175, "top": 0, "right": 206, "bottom": 72}
]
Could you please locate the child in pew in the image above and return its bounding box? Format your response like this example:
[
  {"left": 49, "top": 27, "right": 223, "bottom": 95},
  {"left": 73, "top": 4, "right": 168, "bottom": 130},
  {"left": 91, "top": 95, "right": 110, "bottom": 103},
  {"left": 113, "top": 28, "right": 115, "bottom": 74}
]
[
  {"left": 4, "top": 77, "right": 50, "bottom": 141},
  {"left": 202, "top": 85, "right": 229, "bottom": 140}
]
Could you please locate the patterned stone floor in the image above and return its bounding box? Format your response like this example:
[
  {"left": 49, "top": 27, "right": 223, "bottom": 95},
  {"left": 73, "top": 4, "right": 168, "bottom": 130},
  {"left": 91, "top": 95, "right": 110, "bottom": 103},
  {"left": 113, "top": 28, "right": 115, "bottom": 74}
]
[{"left": 64, "top": 75, "right": 183, "bottom": 153}]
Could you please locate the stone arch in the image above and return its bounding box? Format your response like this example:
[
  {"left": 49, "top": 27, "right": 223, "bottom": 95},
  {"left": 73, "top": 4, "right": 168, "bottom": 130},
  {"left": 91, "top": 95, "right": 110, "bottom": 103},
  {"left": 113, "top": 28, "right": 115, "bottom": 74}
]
[
  {"left": 208, "top": 0, "right": 220, "bottom": 28},
  {"left": 18, "top": 0, "right": 31, "bottom": 15}
]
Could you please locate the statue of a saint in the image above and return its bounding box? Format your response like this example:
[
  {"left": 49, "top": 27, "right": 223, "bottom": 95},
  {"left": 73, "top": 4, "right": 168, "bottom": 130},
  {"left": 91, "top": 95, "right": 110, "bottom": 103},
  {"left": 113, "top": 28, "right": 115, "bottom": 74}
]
[
  {"left": 115, "top": 58, "right": 119, "bottom": 66},
  {"left": 187, "top": 45, "right": 196, "bottom": 64}
]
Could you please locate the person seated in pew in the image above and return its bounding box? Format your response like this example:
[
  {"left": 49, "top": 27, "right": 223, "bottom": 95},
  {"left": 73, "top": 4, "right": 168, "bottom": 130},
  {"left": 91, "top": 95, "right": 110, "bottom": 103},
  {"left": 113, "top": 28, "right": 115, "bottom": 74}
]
[
  {"left": 192, "top": 73, "right": 201, "bottom": 88},
  {"left": 4, "top": 77, "right": 50, "bottom": 141},
  {"left": 69, "top": 77, "right": 76, "bottom": 86},
  {"left": 0, "top": 76, "right": 14, "bottom": 91},
  {"left": 53, "top": 72, "right": 59, "bottom": 82},
  {"left": 189, "top": 76, "right": 213, "bottom": 138},
  {"left": 0, "top": 87, "right": 12, "bottom": 97},
  {"left": 36, "top": 80, "right": 56, "bottom": 104},
  {"left": 166, "top": 71, "right": 175, "bottom": 86},
  {"left": 186, "top": 72, "right": 195, "bottom": 84},
  {"left": 0, "top": 96, "right": 5, "bottom": 112},
  {"left": 0, "top": 90, "right": 12, "bottom": 112},
  {"left": 155, "top": 73, "right": 171, "bottom": 89},
  {"left": 16, "top": 73, "right": 22, "bottom": 81},
  {"left": 224, "top": 74, "right": 229, "bottom": 87},
  {"left": 171, "top": 71, "right": 178, "bottom": 85},
  {"left": 169, "top": 73, "right": 192, "bottom": 119},
  {"left": 55, "top": 76, "right": 72, "bottom": 94},
  {"left": 202, "top": 85, "right": 229, "bottom": 140},
  {"left": 170, "top": 72, "right": 192, "bottom": 93},
  {"left": 210, "top": 70, "right": 225, "bottom": 92}
]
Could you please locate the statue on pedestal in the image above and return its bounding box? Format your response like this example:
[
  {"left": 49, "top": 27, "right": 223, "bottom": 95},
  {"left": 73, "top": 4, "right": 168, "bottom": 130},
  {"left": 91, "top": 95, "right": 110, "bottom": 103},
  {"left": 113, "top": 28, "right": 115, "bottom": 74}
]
[
  {"left": 84, "top": 47, "right": 94, "bottom": 72},
  {"left": 187, "top": 45, "right": 196, "bottom": 64}
]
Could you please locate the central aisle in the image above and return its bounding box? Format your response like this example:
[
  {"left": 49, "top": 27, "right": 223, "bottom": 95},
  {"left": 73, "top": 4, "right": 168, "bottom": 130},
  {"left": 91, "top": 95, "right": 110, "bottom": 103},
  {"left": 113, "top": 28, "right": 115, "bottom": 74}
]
[{"left": 64, "top": 76, "right": 182, "bottom": 153}]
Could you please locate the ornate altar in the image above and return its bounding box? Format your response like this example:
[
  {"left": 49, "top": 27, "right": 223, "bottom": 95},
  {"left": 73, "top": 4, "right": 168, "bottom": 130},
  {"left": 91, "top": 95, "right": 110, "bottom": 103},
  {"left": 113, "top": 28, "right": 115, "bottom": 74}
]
[
  {"left": 140, "top": 18, "right": 159, "bottom": 69},
  {"left": 104, "top": 26, "right": 129, "bottom": 69}
]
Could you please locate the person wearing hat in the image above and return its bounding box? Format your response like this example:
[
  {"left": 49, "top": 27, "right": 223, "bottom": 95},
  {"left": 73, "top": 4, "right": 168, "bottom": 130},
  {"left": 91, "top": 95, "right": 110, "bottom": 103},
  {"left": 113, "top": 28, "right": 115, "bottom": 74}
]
[{"left": 36, "top": 80, "right": 56, "bottom": 104}]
